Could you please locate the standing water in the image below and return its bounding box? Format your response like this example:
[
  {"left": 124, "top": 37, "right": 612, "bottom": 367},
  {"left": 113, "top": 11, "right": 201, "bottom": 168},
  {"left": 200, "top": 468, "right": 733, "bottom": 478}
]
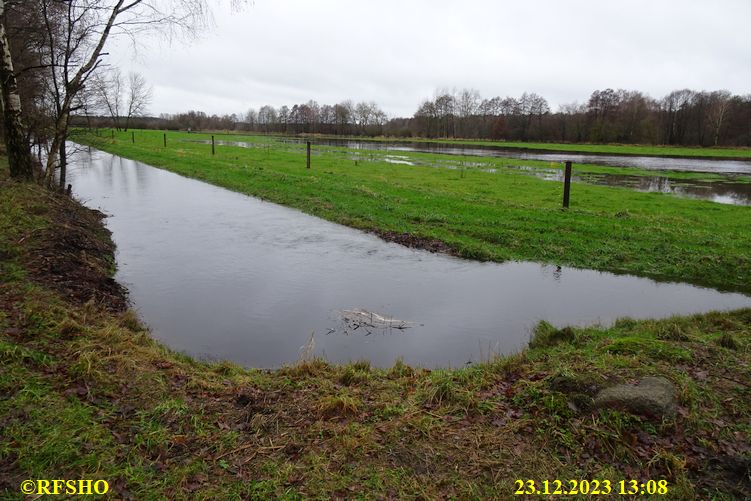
[
  {"left": 296, "top": 138, "right": 751, "bottom": 174},
  {"left": 193, "top": 138, "right": 751, "bottom": 205},
  {"left": 67, "top": 146, "right": 751, "bottom": 368}
]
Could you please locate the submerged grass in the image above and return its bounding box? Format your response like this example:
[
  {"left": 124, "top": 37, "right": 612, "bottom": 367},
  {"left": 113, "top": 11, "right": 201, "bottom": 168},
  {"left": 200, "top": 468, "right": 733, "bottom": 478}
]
[
  {"left": 74, "top": 129, "right": 751, "bottom": 292},
  {"left": 163, "top": 129, "right": 751, "bottom": 159},
  {"left": 295, "top": 133, "right": 751, "bottom": 159}
]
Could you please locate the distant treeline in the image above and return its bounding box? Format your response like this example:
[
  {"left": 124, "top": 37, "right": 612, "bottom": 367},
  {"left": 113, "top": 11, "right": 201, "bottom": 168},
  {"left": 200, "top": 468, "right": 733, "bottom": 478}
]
[{"left": 75, "top": 88, "right": 751, "bottom": 147}]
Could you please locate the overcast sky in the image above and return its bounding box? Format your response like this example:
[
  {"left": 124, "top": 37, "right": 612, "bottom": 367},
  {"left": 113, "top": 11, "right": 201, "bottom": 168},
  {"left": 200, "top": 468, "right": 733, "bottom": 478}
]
[{"left": 108, "top": 0, "right": 751, "bottom": 118}]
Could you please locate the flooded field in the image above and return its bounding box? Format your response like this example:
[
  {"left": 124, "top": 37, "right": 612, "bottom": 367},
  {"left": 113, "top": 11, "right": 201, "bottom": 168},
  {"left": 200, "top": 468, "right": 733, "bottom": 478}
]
[
  {"left": 292, "top": 138, "right": 751, "bottom": 174},
  {"left": 192, "top": 138, "right": 751, "bottom": 205},
  {"left": 508, "top": 166, "right": 751, "bottom": 206},
  {"left": 67, "top": 146, "right": 751, "bottom": 368}
]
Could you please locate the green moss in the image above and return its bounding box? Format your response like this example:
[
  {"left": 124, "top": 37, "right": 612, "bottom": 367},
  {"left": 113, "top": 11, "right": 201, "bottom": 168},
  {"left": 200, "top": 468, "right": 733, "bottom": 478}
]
[{"left": 602, "top": 336, "right": 693, "bottom": 362}]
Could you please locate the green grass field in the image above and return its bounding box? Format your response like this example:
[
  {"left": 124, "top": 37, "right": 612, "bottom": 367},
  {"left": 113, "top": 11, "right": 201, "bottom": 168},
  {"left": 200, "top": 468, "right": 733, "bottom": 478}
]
[{"left": 74, "top": 129, "right": 751, "bottom": 293}]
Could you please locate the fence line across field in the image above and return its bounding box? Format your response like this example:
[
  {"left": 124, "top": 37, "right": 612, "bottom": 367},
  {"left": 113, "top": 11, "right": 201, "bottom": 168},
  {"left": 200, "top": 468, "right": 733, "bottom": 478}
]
[{"left": 113, "top": 131, "right": 574, "bottom": 206}]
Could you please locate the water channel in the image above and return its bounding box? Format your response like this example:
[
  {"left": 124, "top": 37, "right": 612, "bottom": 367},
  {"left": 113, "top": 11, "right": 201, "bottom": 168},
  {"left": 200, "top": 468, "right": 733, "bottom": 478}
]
[{"left": 67, "top": 146, "right": 751, "bottom": 368}]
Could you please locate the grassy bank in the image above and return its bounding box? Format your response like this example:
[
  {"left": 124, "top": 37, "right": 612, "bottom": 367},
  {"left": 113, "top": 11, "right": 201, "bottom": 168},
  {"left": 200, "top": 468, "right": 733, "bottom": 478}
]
[
  {"left": 74, "top": 129, "right": 751, "bottom": 292},
  {"left": 2, "top": 158, "right": 751, "bottom": 499}
]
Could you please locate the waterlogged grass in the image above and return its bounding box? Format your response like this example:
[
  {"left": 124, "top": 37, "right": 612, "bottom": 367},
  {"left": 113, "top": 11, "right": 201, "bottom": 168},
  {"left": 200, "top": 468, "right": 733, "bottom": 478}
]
[
  {"left": 166, "top": 129, "right": 751, "bottom": 158},
  {"left": 1, "top": 162, "right": 750, "bottom": 498},
  {"left": 233, "top": 134, "right": 751, "bottom": 182},
  {"left": 140, "top": 130, "right": 751, "bottom": 181},
  {"left": 304, "top": 134, "right": 751, "bottom": 159},
  {"left": 74, "top": 129, "right": 751, "bottom": 292}
]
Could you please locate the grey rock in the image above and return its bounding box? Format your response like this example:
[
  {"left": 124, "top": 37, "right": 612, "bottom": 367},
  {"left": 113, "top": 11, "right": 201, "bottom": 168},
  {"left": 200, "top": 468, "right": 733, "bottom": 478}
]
[
  {"left": 594, "top": 376, "right": 677, "bottom": 419},
  {"left": 548, "top": 375, "right": 602, "bottom": 396}
]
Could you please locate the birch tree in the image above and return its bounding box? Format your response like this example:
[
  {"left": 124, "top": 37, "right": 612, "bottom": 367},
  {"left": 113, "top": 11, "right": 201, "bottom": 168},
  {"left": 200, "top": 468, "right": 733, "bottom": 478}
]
[
  {"left": 38, "top": 0, "right": 222, "bottom": 187},
  {"left": 19, "top": 0, "right": 244, "bottom": 187},
  {"left": 0, "top": 0, "right": 34, "bottom": 180},
  {"left": 708, "top": 90, "right": 731, "bottom": 146}
]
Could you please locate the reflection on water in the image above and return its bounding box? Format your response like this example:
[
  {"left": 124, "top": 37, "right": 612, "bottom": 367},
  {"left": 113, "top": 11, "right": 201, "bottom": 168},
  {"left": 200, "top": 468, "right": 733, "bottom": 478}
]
[
  {"left": 67, "top": 145, "right": 751, "bottom": 368},
  {"left": 189, "top": 138, "right": 751, "bottom": 205},
  {"left": 508, "top": 166, "right": 751, "bottom": 206},
  {"left": 587, "top": 174, "right": 751, "bottom": 205},
  {"left": 288, "top": 138, "right": 751, "bottom": 174}
]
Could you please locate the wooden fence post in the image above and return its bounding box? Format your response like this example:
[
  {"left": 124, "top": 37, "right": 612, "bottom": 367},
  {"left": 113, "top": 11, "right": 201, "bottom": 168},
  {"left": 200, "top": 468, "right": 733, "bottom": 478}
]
[
  {"left": 211, "top": 135, "right": 215, "bottom": 155},
  {"left": 307, "top": 141, "right": 311, "bottom": 169},
  {"left": 563, "top": 161, "right": 572, "bottom": 208},
  {"left": 163, "top": 133, "right": 167, "bottom": 147},
  {"left": 131, "top": 131, "right": 135, "bottom": 143}
]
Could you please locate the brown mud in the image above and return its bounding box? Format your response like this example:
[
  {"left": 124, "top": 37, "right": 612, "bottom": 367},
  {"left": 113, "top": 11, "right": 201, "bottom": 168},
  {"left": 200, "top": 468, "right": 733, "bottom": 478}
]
[
  {"left": 18, "top": 185, "right": 128, "bottom": 311},
  {"left": 373, "top": 229, "right": 459, "bottom": 256}
]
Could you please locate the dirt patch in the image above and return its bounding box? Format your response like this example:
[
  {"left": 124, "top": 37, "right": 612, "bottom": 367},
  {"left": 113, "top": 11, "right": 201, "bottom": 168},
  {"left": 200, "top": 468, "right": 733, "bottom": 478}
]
[
  {"left": 22, "top": 188, "right": 128, "bottom": 311},
  {"left": 372, "top": 229, "right": 459, "bottom": 256}
]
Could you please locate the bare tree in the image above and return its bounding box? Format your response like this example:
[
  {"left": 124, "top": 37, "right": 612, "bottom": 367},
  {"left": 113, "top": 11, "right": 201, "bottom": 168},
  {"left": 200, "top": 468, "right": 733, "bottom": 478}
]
[
  {"left": 243, "top": 108, "right": 257, "bottom": 130},
  {"left": 708, "top": 90, "right": 731, "bottom": 146},
  {"left": 92, "top": 68, "right": 123, "bottom": 130},
  {"left": 318, "top": 104, "right": 335, "bottom": 133},
  {"left": 305, "top": 99, "right": 319, "bottom": 133},
  {"left": 277, "top": 105, "right": 290, "bottom": 133},
  {"left": 123, "top": 72, "right": 152, "bottom": 131},
  {"left": 660, "top": 89, "right": 694, "bottom": 145},
  {"left": 0, "top": 0, "right": 34, "bottom": 180},
  {"left": 334, "top": 101, "right": 353, "bottom": 135},
  {"left": 257, "top": 105, "right": 276, "bottom": 133},
  {"left": 92, "top": 68, "right": 151, "bottom": 131},
  {"left": 434, "top": 91, "right": 456, "bottom": 138},
  {"left": 456, "top": 88, "right": 480, "bottom": 137},
  {"left": 354, "top": 101, "right": 373, "bottom": 132},
  {"left": 31, "top": 0, "right": 235, "bottom": 188}
]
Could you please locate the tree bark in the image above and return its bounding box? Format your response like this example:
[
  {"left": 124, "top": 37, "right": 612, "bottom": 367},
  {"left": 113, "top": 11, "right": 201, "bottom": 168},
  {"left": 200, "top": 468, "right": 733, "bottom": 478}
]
[
  {"left": 58, "top": 139, "right": 67, "bottom": 189},
  {"left": 44, "top": 108, "right": 70, "bottom": 186},
  {"left": 0, "top": 0, "right": 33, "bottom": 180}
]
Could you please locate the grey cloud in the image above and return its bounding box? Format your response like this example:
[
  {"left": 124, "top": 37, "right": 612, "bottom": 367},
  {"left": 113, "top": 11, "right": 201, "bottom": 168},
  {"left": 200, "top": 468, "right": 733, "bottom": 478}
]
[{"left": 109, "top": 0, "right": 751, "bottom": 117}]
